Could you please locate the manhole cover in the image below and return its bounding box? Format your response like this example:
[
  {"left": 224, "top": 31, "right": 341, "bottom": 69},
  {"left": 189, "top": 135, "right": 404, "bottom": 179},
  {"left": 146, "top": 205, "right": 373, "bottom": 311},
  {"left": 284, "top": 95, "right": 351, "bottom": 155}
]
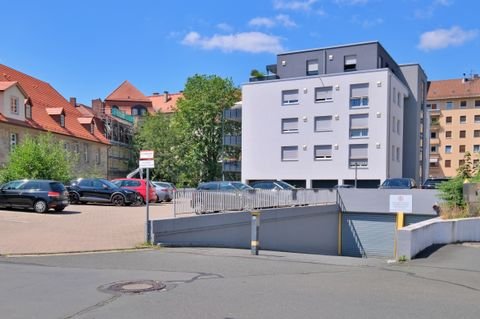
[{"left": 99, "top": 280, "right": 166, "bottom": 295}]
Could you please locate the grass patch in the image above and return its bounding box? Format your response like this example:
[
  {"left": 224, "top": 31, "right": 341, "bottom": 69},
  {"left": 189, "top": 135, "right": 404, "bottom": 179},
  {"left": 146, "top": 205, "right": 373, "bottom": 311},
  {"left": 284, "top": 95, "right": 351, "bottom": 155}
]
[{"left": 440, "top": 204, "right": 480, "bottom": 220}]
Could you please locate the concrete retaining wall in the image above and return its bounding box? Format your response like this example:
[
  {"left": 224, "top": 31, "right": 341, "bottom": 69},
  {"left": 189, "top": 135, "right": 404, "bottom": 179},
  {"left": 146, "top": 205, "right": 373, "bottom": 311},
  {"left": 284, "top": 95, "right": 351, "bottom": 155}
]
[
  {"left": 152, "top": 204, "right": 339, "bottom": 255},
  {"left": 397, "top": 217, "right": 480, "bottom": 259}
]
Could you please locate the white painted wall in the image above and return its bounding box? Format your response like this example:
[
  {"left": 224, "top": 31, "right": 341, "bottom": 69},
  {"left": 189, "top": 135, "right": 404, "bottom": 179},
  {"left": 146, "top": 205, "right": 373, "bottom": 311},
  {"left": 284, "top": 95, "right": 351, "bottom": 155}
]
[
  {"left": 1, "top": 85, "right": 26, "bottom": 121},
  {"left": 242, "top": 69, "right": 407, "bottom": 185},
  {"left": 397, "top": 217, "right": 480, "bottom": 259}
]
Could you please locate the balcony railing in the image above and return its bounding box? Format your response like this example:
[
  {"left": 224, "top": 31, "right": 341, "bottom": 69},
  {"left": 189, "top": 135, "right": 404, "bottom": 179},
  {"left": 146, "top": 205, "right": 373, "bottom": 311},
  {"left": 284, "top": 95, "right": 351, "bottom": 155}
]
[
  {"left": 249, "top": 75, "right": 280, "bottom": 82},
  {"left": 223, "top": 135, "right": 241, "bottom": 146},
  {"left": 111, "top": 108, "right": 134, "bottom": 124}
]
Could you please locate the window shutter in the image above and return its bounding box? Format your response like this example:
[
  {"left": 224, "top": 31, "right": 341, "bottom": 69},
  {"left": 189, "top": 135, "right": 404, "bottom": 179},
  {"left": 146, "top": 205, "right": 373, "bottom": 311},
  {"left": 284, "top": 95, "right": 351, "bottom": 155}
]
[
  {"left": 307, "top": 59, "right": 319, "bottom": 72},
  {"left": 315, "top": 145, "right": 332, "bottom": 158},
  {"left": 345, "top": 55, "right": 357, "bottom": 65},
  {"left": 315, "top": 87, "right": 333, "bottom": 101},
  {"left": 282, "top": 90, "right": 299, "bottom": 104},
  {"left": 282, "top": 146, "right": 298, "bottom": 160},
  {"left": 315, "top": 116, "right": 332, "bottom": 131},
  {"left": 350, "top": 144, "right": 368, "bottom": 159},
  {"left": 350, "top": 114, "right": 368, "bottom": 128},
  {"left": 350, "top": 83, "right": 369, "bottom": 97},
  {"left": 282, "top": 118, "right": 298, "bottom": 132}
]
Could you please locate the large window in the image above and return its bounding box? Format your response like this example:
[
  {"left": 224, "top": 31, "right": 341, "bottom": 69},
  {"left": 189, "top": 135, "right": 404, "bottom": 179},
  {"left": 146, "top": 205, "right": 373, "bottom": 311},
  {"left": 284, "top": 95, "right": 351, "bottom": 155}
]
[
  {"left": 349, "top": 144, "right": 368, "bottom": 168},
  {"left": 306, "top": 59, "right": 319, "bottom": 75},
  {"left": 281, "top": 146, "right": 298, "bottom": 161},
  {"left": 344, "top": 55, "right": 357, "bottom": 71},
  {"left": 282, "top": 90, "right": 299, "bottom": 105},
  {"left": 314, "top": 116, "right": 332, "bottom": 132},
  {"left": 10, "top": 96, "right": 19, "bottom": 114},
  {"left": 349, "top": 114, "right": 369, "bottom": 138},
  {"left": 132, "top": 105, "right": 148, "bottom": 116},
  {"left": 474, "top": 145, "right": 480, "bottom": 153},
  {"left": 314, "top": 87, "right": 333, "bottom": 102},
  {"left": 281, "top": 118, "right": 299, "bottom": 133},
  {"left": 25, "top": 104, "right": 32, "bottom": 119},
  {"left": 445, "top": 145, "right": 452, "bottom": 153},
  {"left": 314, "top": 145, "right": 332, "bottom": 160},
  {"left": 445, "top": 101, "right": 453, "bottom": 110},
  {"left": 350, "top": 83, "right": 369, "bottom": 108}
]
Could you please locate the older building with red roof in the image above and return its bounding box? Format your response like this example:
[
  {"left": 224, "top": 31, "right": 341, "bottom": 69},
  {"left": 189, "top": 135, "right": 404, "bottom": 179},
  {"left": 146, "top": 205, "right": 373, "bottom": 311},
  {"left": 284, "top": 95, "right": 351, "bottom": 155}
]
[
  {"left": 148, "top": 91, "right": 183, "bottom": 113},
  {"left": 0, "top": 64, "right": 109, "bottom": 177}
]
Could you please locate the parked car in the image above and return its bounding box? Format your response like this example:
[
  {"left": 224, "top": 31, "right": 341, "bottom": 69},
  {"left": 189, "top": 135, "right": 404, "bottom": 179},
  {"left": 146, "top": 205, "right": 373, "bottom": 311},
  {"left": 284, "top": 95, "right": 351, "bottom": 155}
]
[
  {"left": 333, "top": 184, "right": 354, "bottom": 189},
  {"left": 192, "top": 181, "right": 254, "bottom": 214},
  {"left": 249, "top": 180, "right": 295, "bottom": 190},
  {"left": 111, "top": 178, "right": 157, "bottom": 204},
  {"left": 422, "top": 177, "right": 450, "bottom": 189},
  {"left": 152, "top": 181, "right": 176, "bottom": 202},
  {"left": 67, "top": 178, "right": 137, "bottom": 206},
  {"left": 379, "top": 178, "right": 417, "bottom": 189},
  {"left": 0, "top": 179, "right": 69, "bottom": 213}
]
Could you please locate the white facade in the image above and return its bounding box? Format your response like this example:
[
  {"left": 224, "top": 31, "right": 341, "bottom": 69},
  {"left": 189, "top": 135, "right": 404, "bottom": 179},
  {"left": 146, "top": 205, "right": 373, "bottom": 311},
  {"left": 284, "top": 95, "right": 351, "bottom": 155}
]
[{"left": 242, "top": 69, "right": 409, "bottom": 188}]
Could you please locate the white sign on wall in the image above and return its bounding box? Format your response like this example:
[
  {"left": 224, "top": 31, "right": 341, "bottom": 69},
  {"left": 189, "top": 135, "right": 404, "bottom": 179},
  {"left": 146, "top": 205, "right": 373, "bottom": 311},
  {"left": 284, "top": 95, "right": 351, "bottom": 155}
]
[
  {"left": 389, "top": 195, "right": 412, "bottom": 213},
  {"left": 139, "top": 160, "right": 155, "bottom": 168},
  {"left": 140, "top": 150, "right": 154, "bottom": 160}
]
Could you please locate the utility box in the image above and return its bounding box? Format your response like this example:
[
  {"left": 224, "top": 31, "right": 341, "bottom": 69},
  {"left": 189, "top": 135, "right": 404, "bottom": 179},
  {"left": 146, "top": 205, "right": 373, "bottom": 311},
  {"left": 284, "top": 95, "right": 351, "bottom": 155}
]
[{"left": 463, "top": 183, "right": 480, "bottom": 216}]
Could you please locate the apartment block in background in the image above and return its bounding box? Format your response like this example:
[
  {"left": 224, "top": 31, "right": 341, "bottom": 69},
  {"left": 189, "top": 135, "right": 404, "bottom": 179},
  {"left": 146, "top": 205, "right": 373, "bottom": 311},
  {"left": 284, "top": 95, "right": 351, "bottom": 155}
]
[
  {"left": 427, "top": 75, "right": 480, "bottom": 177},
  {"left": 242, "top": 41, "right": 428, "bottom": 188}
]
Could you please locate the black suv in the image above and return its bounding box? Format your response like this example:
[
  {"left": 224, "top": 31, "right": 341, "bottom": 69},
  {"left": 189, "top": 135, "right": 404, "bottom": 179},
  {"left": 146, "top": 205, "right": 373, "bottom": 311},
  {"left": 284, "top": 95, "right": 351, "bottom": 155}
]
[
  {"left": 67, "top": 178, "right": 137, "bottom": 206},
  {"left": 0, "top": 179, "right": 69, "bottom": 213},
  {"left": 422, "top": 177, "right": 450, "bottom": 189}
]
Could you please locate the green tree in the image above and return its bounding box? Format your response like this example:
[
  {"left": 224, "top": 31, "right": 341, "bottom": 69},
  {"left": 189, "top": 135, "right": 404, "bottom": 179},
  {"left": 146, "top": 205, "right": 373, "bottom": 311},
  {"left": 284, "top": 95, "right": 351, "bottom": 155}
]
[
  {"left": 0, "top": 133, "right": 77, "bottom": 183},
  {"left": 172, "top": 74, "right": 239, "bottom": 186},
  {"left": 134, "top": 112, "right": 180, "bottom": 183}
]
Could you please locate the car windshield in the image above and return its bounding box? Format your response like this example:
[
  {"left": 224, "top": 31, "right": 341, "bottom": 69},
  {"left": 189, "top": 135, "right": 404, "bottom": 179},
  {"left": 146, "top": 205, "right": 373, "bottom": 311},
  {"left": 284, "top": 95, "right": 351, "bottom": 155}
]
[
  {"left": 231, "top": 182, "right": 253, "bottom": 190},
  {"left": 101, "top": 179, "right": 120, "bottom": 189},
  {"left": 154, "top": 182, "right": 170, "bottom": 188},
  {"left": 382, "top": 179, "right": 409, "bottom": 187},
  {"left": 111, "top": 180, "right": 122, "bottom": 187},
  {"left": 276, "top": 181, "right": 295, "bottom": 189},
  {"left": 49, "top": 182, "right": 66, "bottom": 192}
]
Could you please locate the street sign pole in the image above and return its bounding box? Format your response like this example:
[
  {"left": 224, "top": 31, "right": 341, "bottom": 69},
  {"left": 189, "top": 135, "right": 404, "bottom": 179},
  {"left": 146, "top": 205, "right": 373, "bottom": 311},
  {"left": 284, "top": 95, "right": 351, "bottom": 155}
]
[{"left": 140, "top": 150, "right": 155, "bottom": 244}]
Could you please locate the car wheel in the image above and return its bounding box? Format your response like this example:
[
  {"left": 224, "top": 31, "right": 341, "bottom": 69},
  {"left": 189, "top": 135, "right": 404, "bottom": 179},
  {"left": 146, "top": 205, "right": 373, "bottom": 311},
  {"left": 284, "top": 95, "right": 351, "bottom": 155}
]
[
  {"left": 112, "top": 194, "right": 125, "bottom": 206},
  {"left": 54, "top": 206, "right": 65, "bottom": 212},
  {"left": 34, "top": 200, "right": 48, "bottom": 213},
  {"left": 134, "top": 194, "right": 145, "bottom": 206},
  {"left": 69, "top": 192, "right": 80, "bottom": 204}
]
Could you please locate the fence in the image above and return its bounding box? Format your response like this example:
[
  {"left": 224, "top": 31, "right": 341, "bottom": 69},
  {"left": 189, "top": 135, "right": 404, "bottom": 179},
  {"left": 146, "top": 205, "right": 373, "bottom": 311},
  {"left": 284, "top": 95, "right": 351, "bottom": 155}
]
[{"left": 173, "top": 188, "right": 337, "bottom": 216}]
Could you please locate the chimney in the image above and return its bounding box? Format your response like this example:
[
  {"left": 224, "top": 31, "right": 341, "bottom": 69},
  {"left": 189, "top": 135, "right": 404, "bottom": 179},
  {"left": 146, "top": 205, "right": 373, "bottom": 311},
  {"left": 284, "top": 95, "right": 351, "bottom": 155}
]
[
  {"left": 92, "top": 98, "right": 104, "bottom": 114},
  {"left": 164, "top": 91, "right": 170, "bottom": 103},
  {"left": 70, "top": 97, "right": 77, "bottom": 107},
  {"left": 152, "top": 92, "right": 160, "bottom": 96}
]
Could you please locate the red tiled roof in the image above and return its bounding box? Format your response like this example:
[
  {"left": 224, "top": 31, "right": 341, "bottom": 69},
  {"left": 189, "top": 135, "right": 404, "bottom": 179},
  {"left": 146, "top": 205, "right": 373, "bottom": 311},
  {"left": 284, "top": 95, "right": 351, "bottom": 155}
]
[
  {"left": 78, "top": 117, "right": 93, "bottom": 124},
  {"left": 427, "top": 77, "right": 480, "bottom": 100},
  {"left": 77, "top": 104, "right": 95, "bottom": 116},
  {"left": 46, "top": 107, "right": 64, "bottom": 115},
  {"left": 0, "top": 81, "right": 17, "bottom": 91},
  {"left": 148, "top": 92, "right": 183, "bottom": 113},
  {"left": 0, "top": 64, "right": 109, "bottom": 145},
  {"left": 105, "top": 80, "right": 150, "bottom": 102}
]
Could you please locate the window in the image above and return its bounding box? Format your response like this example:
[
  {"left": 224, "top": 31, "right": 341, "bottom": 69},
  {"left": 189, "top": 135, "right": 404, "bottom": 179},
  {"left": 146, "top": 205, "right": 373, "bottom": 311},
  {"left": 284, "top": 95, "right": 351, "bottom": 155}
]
[
  {"left": 281, "top": 118, "right": 299, "bottom": 133},
  {"left": 349, "top": 144, "right": 368, "bottom": 168},
  {"left": 10, "top": 133, "right": 17, "bottom": 151},
  {"left": 344, "top": 55, "right": 357, "bottom": 71},
  {"left": 281, "top": 146, "right": 298, "bottom": 161},
  {"left": 398, "top": 92, "right": 402, "bottom": 107},
  {"left": 446, "top": 116, "right": 452, "bottom": 124},
  {"left": 10, "top": 96, "right": 19, "bottom": 114},
  {"left": 393, "top": 88, "right": 396, "bottom": 103},
  {"left": 84, "top": 143, "right": 89, "bottom": 162},
  {"left": 430, "top": 103, "right": 438, "bottom": 110},
  {"left": 314, "top": 87, "right": 333, "bottom": 102},
  {"left": 96, "top": 148, "right": 101, "bottom": 164},
  {"left": 392, "top": 116, "right": 396, "bottom": 132},
  {"left": 90, "top": 123, "right": 95, "bottom": 134},
  {"left": 64, "top": 143, "right": 69, "bottom": 151},
  {"left": 445, "top": 101, "right": 453, "bottom": 110},
  {"left": 446, "top": 131, "right": 452, "bottom": 138},
  {"left": 25, "top": 104, "right": 32, "bottom": 119},
  {"left": 391, "top": 145, "right": 395, "bottom": 161},
  {"left": 474, "top": 145, "right": 480, "bottom": 153},
  {"left": 132, "top": 105, "right": 148, "bottom": 116},
  {"left": 460, "top": 115, "right": 466, "bottom": 124},
  {"left": 445, "top": 145, "right": 452, "bottom": 153},
  {"left": 476, "top": 100, "right": 480, "bottom": 108},
  {"left": 431, "top": 146, "right": 438, "bottom": 153},
  {"left": 60, "top": 114, "right": 65, "bottom": 127},
  {"left": 460, "top": 130, "right": 466, "bottom": 138},
  {"left": 445, "top": 160, "right": 451, "bottom": 168},
  {"left": 314, "top": 116, "right": 332, "bottom": 132},
  {"left": 306, "top": 59, "right": 319, "bottom": 75},
  {"left": 397, "top": 119, "right": 401, "bottom": 134},
  {"left": 431, "top": 132, "right": 437, "bottom": 139},
  {"left": 282, "top": 90, "right": 299, "bottom": 105},
  {"left": 460, "top": 145, "right": 466, "bottom": 153},
  {"left": 350, "top": 83, "right": 369, "bottom": 108},
  {"left": 475, "top": 115, "right": 480, "bottom": 123},
  {"left": 314, "top": 145, "right": 332, "bottom": 160},
  {"left": 460, "top": 100, "right": 467, "bottom": 108},
  {"left": 475, "top": 130, "right": 480, "bottom": 138},
  {"left": 396, "top": 147, "right": 400, "bottom": 161},
  {"left": 350, "top": 114, "right": 369, "bottom": 138}
]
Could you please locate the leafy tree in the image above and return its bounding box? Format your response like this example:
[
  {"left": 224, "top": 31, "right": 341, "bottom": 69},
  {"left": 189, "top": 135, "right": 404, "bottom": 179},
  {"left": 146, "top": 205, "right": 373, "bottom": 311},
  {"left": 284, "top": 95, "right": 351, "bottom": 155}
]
[
  {"left": 133, "top": 112, "right": 180, "bottom": 183},
  {"left": 172, "top": 74, "right": 239, "bottom": 186},
  {"left": 0, "top": 133, "right": 77, "bottom": 183}
]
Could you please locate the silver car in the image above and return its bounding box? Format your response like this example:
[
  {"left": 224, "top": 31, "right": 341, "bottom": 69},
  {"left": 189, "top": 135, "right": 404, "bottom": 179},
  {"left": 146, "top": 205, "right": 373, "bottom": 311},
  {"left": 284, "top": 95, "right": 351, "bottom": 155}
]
[{"left": 152, "top": 181, "right": 176, "bottom": 202}]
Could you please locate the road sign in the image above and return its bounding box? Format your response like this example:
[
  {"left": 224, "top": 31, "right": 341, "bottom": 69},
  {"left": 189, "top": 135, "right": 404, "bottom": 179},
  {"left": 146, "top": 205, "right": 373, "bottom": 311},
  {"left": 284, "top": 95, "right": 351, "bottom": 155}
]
[
  {"left": 140, "top": 150, "right": 154, "bottom": 160},
  {"left": 139, "top": 159, "right": 155, "bottom": 168},
  {"left": 389, "top": 195, "right": 412, "bottom": 213}
]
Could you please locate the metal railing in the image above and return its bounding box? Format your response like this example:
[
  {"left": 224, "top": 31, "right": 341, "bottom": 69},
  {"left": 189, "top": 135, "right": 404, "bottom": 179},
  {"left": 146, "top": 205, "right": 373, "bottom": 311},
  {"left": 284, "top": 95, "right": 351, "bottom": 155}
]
[
  {"left": 173, "top": 188, "right": 337, "bottom": 216},
  {"left": 111, "top": 108, "right": 135, "bottom": 124}
]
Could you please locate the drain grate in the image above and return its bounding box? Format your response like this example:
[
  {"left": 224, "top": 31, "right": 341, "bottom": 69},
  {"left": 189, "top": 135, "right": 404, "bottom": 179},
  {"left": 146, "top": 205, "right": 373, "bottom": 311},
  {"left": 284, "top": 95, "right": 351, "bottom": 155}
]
[{"left": 99, "top": 280, "right": 166, "bottom": 295}]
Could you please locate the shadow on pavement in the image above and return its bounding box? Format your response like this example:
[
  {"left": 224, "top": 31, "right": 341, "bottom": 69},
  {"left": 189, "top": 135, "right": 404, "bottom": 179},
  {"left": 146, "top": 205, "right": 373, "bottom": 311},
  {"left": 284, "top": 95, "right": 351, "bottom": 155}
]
[{"left": 414, "top": 244, "right": 446, "bottom": 259}]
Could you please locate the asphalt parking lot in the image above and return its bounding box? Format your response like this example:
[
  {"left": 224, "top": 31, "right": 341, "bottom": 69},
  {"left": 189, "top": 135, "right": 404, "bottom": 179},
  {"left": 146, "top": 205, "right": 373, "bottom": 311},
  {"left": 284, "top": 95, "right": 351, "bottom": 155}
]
[
  {"left": 1, "top": 244, "right": 479, "bottom": 319},
  {"left": 0, "top": 203, "right": 179, "bottom": 255}
]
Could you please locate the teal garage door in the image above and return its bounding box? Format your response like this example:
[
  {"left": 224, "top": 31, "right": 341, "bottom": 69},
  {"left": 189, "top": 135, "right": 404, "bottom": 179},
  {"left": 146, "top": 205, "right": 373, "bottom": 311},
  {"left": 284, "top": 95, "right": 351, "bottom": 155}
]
[{"left": 342, "top": 213, "right": 396, "bottom": 258}]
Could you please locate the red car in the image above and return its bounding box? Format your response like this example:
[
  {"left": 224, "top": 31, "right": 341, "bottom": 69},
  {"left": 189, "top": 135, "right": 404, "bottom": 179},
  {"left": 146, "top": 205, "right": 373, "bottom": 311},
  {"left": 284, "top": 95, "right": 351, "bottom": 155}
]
[{"left": 111, "top": 178, "right": 157, "bottom": 204}]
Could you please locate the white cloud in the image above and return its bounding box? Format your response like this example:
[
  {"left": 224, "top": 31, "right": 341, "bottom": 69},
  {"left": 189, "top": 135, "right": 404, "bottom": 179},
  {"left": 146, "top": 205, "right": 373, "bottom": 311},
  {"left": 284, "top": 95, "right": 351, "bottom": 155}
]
[
  {"left": 181, "top": 31, "right": 284, "bottom": 54},
  {"left": 249, "top": 17, "right": 276, "bottom": 28},
  {"left": 273, "top": 0, "right": 317, "bottom": 11},
  {"left": 217, "top": 23, "right": 233, "bottom": 32},
  {"left": 415, "top": 0, "right": 453, "bottom": 19},
  {"left": 418, "top": 26, "right": 478, "bottom": 51},
  {"left": 276, "top": 14, "right": 297, "bottom": 27}
]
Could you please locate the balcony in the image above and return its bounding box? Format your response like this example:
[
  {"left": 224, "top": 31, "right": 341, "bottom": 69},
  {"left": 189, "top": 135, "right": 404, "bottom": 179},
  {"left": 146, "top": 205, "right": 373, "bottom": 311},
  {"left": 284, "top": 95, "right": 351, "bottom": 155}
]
[
  {"left": 249, "top": 74, "right": 280, "bottom": 82},
  {"left": 111, "top": 108, "right": 134, "bottom": 124},
  {"left": 223, "top": 135, "right": 241, "bottom": 146},
  {"left": 223, "top": 108, "right": 241, "bottom": 121},
  {"left": 223, "top": 160, "right": 241, "bottom": 172},
  {"left": 430, "top": 138, "right": 440, "bottom": 145},
  {"left": 429, "top": 108, "right": 441, "bottom": 115}
]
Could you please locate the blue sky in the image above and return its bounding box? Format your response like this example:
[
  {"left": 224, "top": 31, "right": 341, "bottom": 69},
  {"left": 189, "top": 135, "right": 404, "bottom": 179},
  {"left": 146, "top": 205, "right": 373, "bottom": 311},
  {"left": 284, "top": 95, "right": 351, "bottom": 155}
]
[{"left": 1, "top": 0, "right": 478, "bottom": 104}]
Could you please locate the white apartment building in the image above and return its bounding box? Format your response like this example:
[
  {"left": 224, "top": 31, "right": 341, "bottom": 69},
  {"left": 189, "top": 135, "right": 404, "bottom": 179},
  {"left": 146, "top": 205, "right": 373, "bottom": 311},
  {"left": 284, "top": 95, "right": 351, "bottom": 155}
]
[{"left": 242, "top": 42, "right": 428, "bottom": 188}]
